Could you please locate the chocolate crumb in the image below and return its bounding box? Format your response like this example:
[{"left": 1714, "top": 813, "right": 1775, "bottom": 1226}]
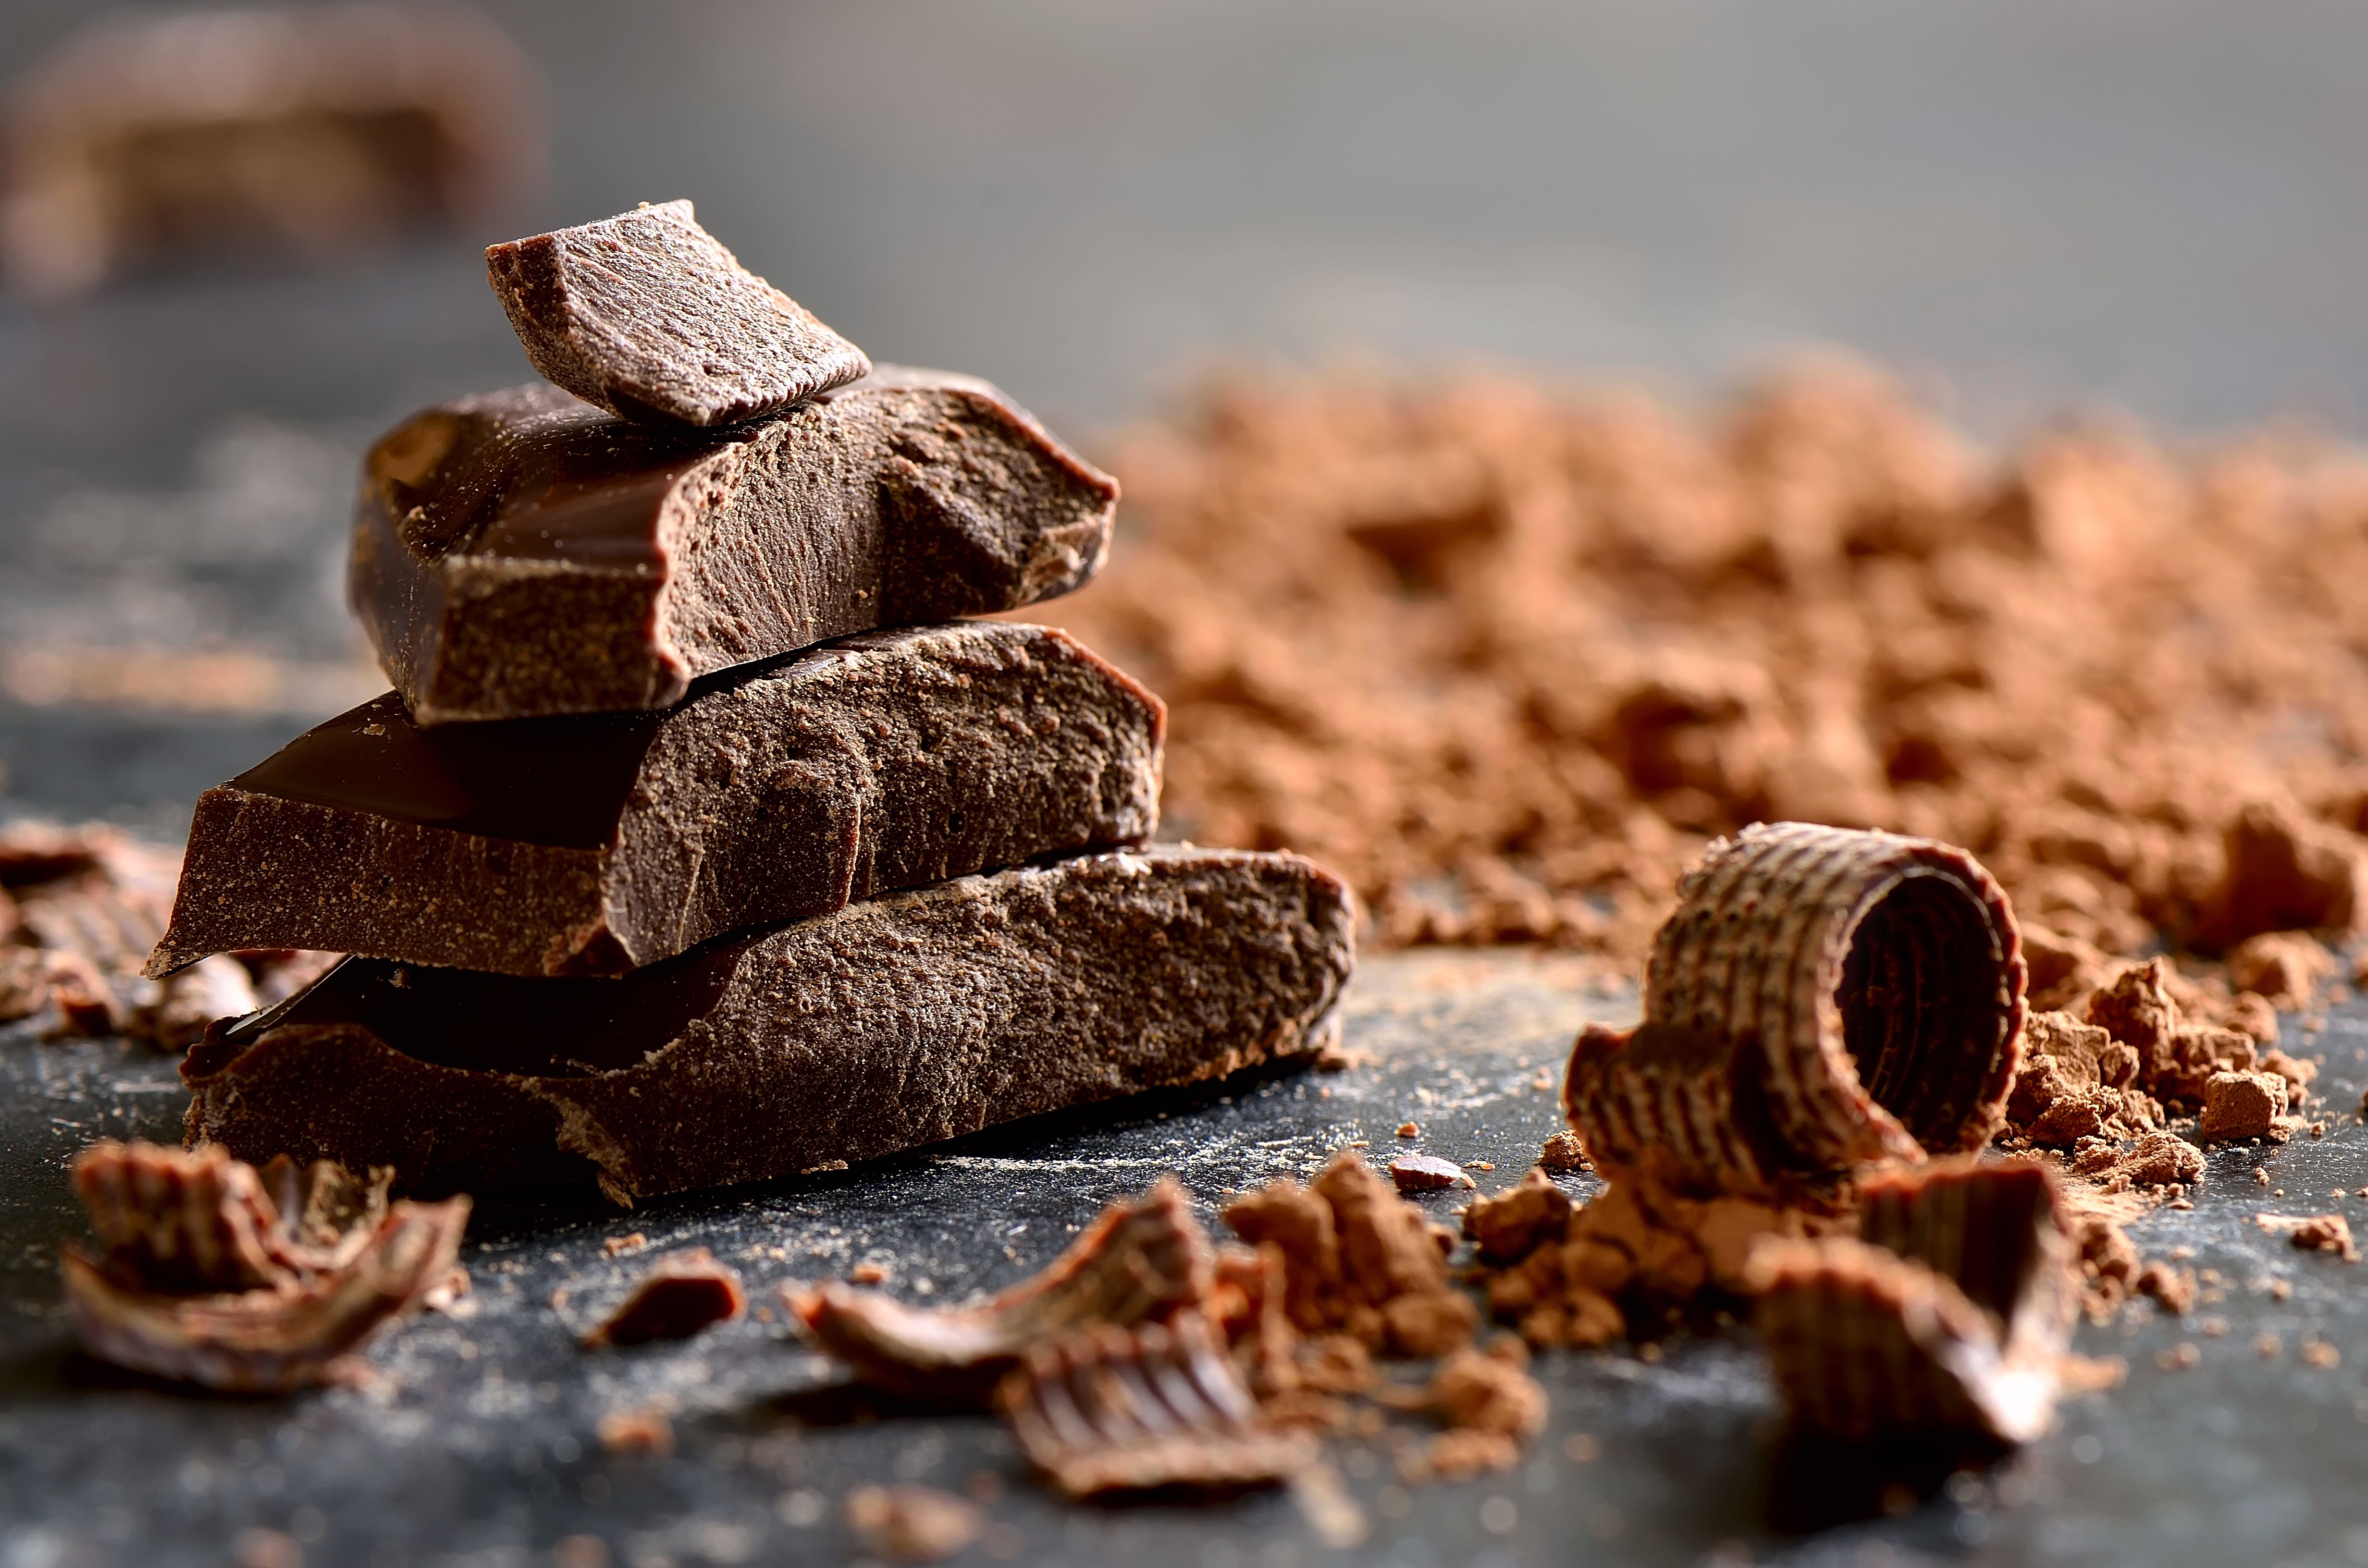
[
  {"left": 1390, "top": 1155, "right": 1468, "bottom": 1193},
  {"left": 849, "top": 1263, "right": 888, "bottom": 1286},
  {"left": 2260, "top": 1212, "right": 2360, "bottom": 1262},
  {"left": 1536, "top": 1130, "right": 1589, "bottom": 1173},
  {"left": 2303, "top": 1341, "right": 2341, "bottom": 1369},
  {"left": 596, "top": 1407, "right": 672, "bottom": 1456},
  {"left": 2135, "top": 1262, "right": 2196, "bottom": 1316},
  {"left": 844, "top": 1485, "right": 981, "bottom": 1564},
  {"left": 2257, "top": 1333, "right": 2282, "bottom": 1358},
  {"left": 581, "top": 1249, "right": 746, "bottom": 1347},
  {"left": 1396, "top": 1122, "right": 1421, "bottom": 1139},
  {"left": 601, "top": 1233, "right": 648, "bottom": 1259},
  {"left": 2156, "top": 1343, "right": 2201, "bottom": 1372}
]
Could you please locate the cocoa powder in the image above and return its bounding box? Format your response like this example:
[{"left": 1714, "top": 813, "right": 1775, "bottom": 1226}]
[{"left": 1037, "top": 360, "right": 2368, "bottom": 980}]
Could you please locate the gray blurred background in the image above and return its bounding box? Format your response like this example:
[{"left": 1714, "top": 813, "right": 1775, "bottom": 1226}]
[{"left": 1, "top": 0, "right": 2365, "bottom": 817}]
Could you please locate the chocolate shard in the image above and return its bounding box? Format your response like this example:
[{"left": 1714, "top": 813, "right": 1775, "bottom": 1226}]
[
  {"left": 62, "top": 1141, "right": 468, "bottom": 1394},
  {"left": 148, "top": 622, "right": 1163, "bottom": 979},
  {"left": 582, "top": 1248, "right": 746, "bottom": 1348},
  {"left": 998, "top": 1311, "right": 1319, "bottom": 1498},
  {"left": 793, "top": 1178, "right": 1215, "bottom": 1404},
  {"left": 1746, "top": 1159, "right": 2077, "bottom": 1445},
  {"left": 487, "top": 200, "right": 870, "bottom": 429},
  {"left": 350, "top": 370, "right": 1117, "bottom": 723},
  {"left": 1565, "top": 822, "right": 2026, "bottom": 1200},
  {"left": 181, "top": 848, "right": 1355, "bottom": 1204}
]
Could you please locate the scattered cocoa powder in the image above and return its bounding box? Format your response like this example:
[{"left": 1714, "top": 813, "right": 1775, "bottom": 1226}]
[{"left": 1035, "top": 361, "right": 2368, "bottom": 981}]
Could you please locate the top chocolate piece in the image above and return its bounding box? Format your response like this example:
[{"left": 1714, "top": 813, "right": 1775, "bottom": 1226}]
[
  {"left": 486, "top": 200, "right": 870, "bottom": 427},
  {"left": 352, "top": 369, "right": 1118, "bottom": 723}
]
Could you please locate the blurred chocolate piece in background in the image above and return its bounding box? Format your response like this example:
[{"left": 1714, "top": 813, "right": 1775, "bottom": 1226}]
[{"left": 0, "top": 3, "right": 540, "bottom": 301}]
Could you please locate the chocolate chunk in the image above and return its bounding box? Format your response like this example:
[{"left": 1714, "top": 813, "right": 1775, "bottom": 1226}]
[
  {"left": 148, "top": 622, "right": 1163, "bottom": 978},
  {"left": 487, "top": 200, "right": 870, "bottom": 428},
  {"left": 182, "top": 848, "right": 1355, "bottom": 1204},
  {"left": 793, "top": 1178, "right": 1215, "bottom": 1403},
  {"left": 1388, "top": 1154, "right": 1468, "bottom": 1193},
  {"left": 351, "top": 371, "right": 1117, "bottom": 723},
  {"left": 582, "top": 1249, "right": 745, "bottom": 1347},
  {"left": 1, "top": 6, "right": 538, "bottom": 300}
]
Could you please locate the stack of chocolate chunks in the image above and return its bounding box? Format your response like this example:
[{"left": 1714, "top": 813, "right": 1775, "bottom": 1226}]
[{"left": 149, "top": 202, "right": 1355, "bottom": 1206}]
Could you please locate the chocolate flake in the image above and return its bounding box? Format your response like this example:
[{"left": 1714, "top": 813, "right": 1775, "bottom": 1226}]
[
  {"left": 62, "top": 1141, "right": 467, "bottom": 1392},
  {"left": 843, "top": 1484, "right": 982, "bottom": 1564},
  {"left": 350, "top": 372, "right": 1117, "bottom": 723},
  {"left": 183, "top": 848, "right": 1353, "bottom": 1203},
  {"left": 998, "top": 1311, "right": 1318, "bottom": 1497},
  {"left": 581, "top": 1248, "right": 746, "bottom": 1347},
  {"left": 149, "top": 622, "right": 1163, "bottom": 977},
  {"left": 1747, "top": 1160, "right": 2077, "bottom": 1444},
  {"left": 1389, "top": 1154, "right": 1468, "bottom": 1193}
]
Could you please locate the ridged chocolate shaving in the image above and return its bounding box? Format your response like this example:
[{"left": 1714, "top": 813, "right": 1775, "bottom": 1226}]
[
  {"left": 1565, "top": 822, "right": 2026, "bottom": 1198},
  {"left": 1747, "top": 1159, "right": 2076, "bottom": 1444},
  {"left": 62, "top": 1141, "right": 467, "bottom": 1393},
  {"left": 998, "top": 1311, "right": 1318, "bottom": 1498},
  {"left": 792, "top": 1177, "right": 1215, "bottom": 1404}
]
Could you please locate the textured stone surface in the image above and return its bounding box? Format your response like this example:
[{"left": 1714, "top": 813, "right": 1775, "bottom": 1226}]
[
  {"left": 4, "top": 953, "right": 2368, "bottom": 1566},
  {"left": 487, "top": 200, "right": 871, "bottom": 429},
  {"left": 150, "top": 622, "right": 1163, "bottom": 977},
  {"left": 349, "top": 370, "right": 1117, "bottom": 723},
  {"left": 183, "top": 848, "right": 1355, "bottom": 1203}
]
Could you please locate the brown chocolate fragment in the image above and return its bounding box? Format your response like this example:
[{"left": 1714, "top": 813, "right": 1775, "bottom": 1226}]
[
  {"left": 581, "top": 1248, "right": 745, "bottom": 1348},
  {"left": 2259, "top": 1212, "right": 2360, "bottom": 1262},
  {"left": 1388, "top": 1154, "right": 1468, "bottom": 1193},
  {"left": 1748, "top": 1160, "right": 2077, "bottom": 1444},
  {"left": 62, "top": 1140, "right": 467, "bottom": 1392},
  {"left": 351, "top": 372, "right": 1117, "bottom": 723},
  {"left": 1, "top": 5, "right": 538, "bottom": 299},
  {"left": 2224, "top": 931, "right": 2336, "bottom": 1010},
  {"left": 487, "top": 200, "right": 868, "bottom": 429},
  {"left": 183, "top": 848, "right": 1352, "bottom": 1203},
  {"left": 1565, "top": 822, "right": 2025, "bottom": 1200},
  {"left": 596, "top": 1407, "right": 672, "bottom": 1456},
  {"left": 844, "top": 1484, "right": 982, "bottom": 1564},
  {"left": 149, "top": 622, "right": 1163, "bottom": 978},
  {"left": 997, "top": 1311, "right": 1318, "bottom": 1497},
  {"left": 1536, "top": 1129, "right": 1588, "bottom": 1172},
  {"left": 1460, "top": 1170, "right": 1572, "bottom": 1265},
  {"left": 2198, "top": 1070, "right": 2290, "bottom": 1144},
  {"left": 792, "top": 1179, "right": 1214, "bottom": 1403}
]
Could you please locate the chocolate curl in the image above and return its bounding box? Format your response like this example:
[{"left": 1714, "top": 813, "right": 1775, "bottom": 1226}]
[
  {"left": 790, "top": 1177, "right": 1215, "bottom": 1403},
  {"left": 1566, "top": 822, "right": 2026, "bottom": 1198},
  {"left": 996, "top": 1311, "right": 1317, "bottom": 1498},
  {"left": 1746, "top": 1160, "right": 2076, "bottom": 1444}
]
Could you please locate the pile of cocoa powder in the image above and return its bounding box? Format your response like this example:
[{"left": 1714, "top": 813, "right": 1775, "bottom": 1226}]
[{"left": 1037, "top": 357, "right": 2368, "bottom": 969}]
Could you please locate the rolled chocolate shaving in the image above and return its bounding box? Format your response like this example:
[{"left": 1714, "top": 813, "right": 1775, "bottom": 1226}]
[
  {"left": 182, "top": 848, "right": 1354, "bottom": 1203},
  {"left": 998, "top": 1311, "right": 1317, "bottom": 1497},
  {"left": 148, "top": 622, "right": 1163, "bottom": 978},
  {"left": 1747, "top": 1159, "right": 2075, "bottom": 1444},
  {"left": 351, "top": 371, "right": 1117, "bottom": 723},
  {"left": 1566, "top": 823, "right": 2025, "bottom": 1197},
  {"left": 791, "top": 1178, "right": 1214, "bottom": 1404}
]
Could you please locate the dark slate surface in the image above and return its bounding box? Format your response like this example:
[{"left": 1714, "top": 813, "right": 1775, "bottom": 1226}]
[{"left": 2, "top": 950, "right": 2366, "bottom": 1568}]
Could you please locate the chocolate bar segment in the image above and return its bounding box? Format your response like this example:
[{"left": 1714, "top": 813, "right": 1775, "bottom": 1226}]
[
  {"left": 350, "top": 370, "right": 1118, "bottom": 723},
  {"left": 486, "top": 200, "right": 870, "bottom": 428},
  {"left": 181, "top": 848, "right": 1355, "bottom": 1204},
  {"left": 148, "top": 622, "right": 1162, "bottom": 979}
]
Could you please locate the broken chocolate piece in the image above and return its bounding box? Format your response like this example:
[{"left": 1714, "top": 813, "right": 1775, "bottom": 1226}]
[
  {"left": 1566, "top": 823, "right": 2025, "bottom": 1200},
  {"left": 487, "top": 200, "right": 869, "bottom": 428},
  {"left": 1, "top": 5, "right": 539, "bottom": 300},
  {"left": 1388, "top": 1155, "right": 1468, "bottom": 1193},
  {"left": 183, "top": 848, "right": 1354, "bottom": 1203},
  {"left": 148, "top": 622, "right": 1162, "bottom": 978},
  {"left": 582, "top": 1248, "right": 745, "bottom": 1347},
  {"left": 998, "top": 1312, "right": 1318, "bottom": 1497},
  {"left": 793, "top": 1179, "right": 1214, "bottom": 1403},
  {"left": 62, "top": 1141, "right": 467, "bottom": 1393},
  {"left": 350, "top": 372, "right": 1117, "bottom": 723},
  {"left": 1747, "top": 1159, "right": 2076, "bottom": 1444}
]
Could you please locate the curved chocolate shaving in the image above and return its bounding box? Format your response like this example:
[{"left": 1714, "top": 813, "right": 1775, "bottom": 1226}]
[
  {"left": 997, "top": 1311, "right": 1318, "bottom": 1497},
  {"left": 62, "top": 1141, "right": 467, "bottom": 1394},
  {"left": 581, "top": 1248, "right": 745, "bottom": 1348},
  {"left": 1747, "top": 1159, "right": 2075, "bottom": 1444},
  {"left": 1566, "top": 822, "right": 2025, "bottom": 1197},
  {"left": 791, "top": 1178, "right": 1215, "bottom": 1404}
]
